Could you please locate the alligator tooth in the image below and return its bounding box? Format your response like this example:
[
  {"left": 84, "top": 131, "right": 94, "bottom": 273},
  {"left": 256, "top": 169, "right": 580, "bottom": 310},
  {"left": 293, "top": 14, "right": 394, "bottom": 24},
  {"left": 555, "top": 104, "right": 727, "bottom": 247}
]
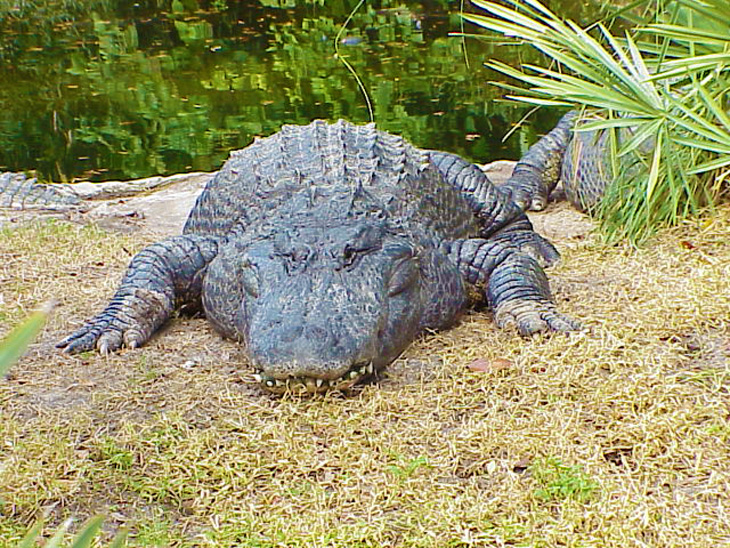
[
  {"left": 366, "top": 363, "right": 374, "bottom": 374},
  {"left": 349, "top": 370, "right": 359, "bottom": 379},
  {"left": 275, "top": 379, "right": 285, "bottom": 387},
  {"left": 304, "top": 378, "right": 317, "bottom": 392},
  {"left": 316, "top": 379, "right": 324, "bottom": 388},
  {"left": 253, "top": 374, "right": 262, "bottom": 383}
]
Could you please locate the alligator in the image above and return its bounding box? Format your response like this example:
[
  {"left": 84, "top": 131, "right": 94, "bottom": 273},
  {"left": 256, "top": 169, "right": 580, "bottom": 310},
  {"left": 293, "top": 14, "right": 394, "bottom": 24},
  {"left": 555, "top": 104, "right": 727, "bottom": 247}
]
[
  {"left": 56, "top": 119, "right": 580, "bottom": 393},
  {"left": 0, "top": 171, "right": 82, "bottom": 209},
  {"left": 499, "top": 110, "right": 628, "bottom": 214}
]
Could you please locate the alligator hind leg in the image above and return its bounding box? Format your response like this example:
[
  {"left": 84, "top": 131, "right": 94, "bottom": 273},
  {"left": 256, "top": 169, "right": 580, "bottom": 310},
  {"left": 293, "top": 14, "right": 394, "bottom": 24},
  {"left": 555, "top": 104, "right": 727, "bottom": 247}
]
[
  {"left": 449, "top": 237, "right": 579, "bottom": 335},
  {"left": 58, "top": 235, "right": 219, "bottom": 354}
]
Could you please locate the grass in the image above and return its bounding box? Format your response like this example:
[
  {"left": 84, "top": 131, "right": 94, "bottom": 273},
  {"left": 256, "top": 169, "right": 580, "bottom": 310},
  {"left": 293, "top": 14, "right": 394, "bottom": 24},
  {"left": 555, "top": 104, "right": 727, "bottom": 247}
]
[
  {"left": 1, "top": 208, "right": 729, "bottom": 547},
  {"left": 529, "top": 457, "right": 598, "bottom": 503}
]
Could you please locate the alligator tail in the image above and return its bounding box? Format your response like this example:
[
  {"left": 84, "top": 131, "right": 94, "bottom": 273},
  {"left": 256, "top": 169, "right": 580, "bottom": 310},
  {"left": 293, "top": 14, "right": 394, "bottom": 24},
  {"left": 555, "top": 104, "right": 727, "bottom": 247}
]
[{"left": 0, "top": 172, "right": 81, "bottom": 209}]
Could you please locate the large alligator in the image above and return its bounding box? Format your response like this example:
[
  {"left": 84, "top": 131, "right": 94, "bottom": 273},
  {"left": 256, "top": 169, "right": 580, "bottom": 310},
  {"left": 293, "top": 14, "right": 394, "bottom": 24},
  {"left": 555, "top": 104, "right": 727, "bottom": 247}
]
[{"left": 56, "top": 119, "right": 580, "bottom": 393}]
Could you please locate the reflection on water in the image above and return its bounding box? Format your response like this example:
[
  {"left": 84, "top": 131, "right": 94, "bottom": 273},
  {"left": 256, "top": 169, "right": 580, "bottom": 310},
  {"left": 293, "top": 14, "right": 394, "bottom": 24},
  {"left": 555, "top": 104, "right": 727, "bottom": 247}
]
[{"left": 0, "top": 0, "right": 600, "bottom": 181}]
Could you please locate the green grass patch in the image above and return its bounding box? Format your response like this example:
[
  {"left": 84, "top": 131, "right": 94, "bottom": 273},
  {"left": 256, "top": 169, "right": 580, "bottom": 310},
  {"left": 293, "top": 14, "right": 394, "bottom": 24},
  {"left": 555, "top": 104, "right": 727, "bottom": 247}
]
[{"left": 530, "top": 457, "right": 598, "bottom": 503}]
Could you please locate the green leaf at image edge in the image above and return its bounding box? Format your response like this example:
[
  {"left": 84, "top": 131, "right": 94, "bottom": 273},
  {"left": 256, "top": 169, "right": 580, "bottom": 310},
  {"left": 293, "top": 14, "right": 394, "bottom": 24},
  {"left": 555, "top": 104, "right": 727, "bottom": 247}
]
[
  {"left": 15, "top": 515, "right": 128, "bottom": 548},
  {"left": 0, "top": 304, "right": 51, "bottom": 377}
]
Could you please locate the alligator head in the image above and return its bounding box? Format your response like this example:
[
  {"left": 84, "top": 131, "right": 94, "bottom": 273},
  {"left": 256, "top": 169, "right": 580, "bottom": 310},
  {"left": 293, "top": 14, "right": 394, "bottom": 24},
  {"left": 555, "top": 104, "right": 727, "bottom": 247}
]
[{"left": 202, "top": 188, "right": 429, "bottom": 393}]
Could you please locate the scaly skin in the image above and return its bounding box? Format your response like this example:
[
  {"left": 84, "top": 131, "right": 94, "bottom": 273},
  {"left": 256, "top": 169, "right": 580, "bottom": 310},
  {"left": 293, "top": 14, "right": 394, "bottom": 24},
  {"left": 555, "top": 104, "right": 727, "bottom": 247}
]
[
  {"left": 58, "top": 120, "right": 580, "bottom": 394},
  {"left": 499, "top": 110, "right": 621, "bottom": 214},
  {"left": 0, "top": 172, "right": 81, "bottom": 209}
]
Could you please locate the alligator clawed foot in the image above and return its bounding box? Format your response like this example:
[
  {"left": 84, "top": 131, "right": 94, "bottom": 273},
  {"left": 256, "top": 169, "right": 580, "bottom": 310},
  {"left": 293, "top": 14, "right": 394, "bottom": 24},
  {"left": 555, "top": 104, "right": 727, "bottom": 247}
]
[
  {"left": 495, "top": 299, "right": 581, "bottom": 336},
  {"left": 57, "top": 314, "right": 152, "bottom": 355}
]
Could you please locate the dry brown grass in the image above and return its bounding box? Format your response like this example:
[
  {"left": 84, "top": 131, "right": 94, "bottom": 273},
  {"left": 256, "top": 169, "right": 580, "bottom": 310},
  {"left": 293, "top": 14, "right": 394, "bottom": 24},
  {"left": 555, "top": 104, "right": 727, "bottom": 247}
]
[{"left": 0, "top": 205, "right": 728, "bottom": 547}]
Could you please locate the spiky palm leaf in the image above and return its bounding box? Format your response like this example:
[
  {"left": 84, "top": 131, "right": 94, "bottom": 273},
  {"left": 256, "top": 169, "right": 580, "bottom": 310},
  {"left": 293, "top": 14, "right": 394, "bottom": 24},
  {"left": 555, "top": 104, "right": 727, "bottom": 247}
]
[
  {"left": 0, "top": 306, "right": 49, "bottom": 377},
  {"left": 464, "top": 0, "right": 729, "bottom": 242},
  {"left": 18, "top": 516, "right": 127, "bottom": 547}
]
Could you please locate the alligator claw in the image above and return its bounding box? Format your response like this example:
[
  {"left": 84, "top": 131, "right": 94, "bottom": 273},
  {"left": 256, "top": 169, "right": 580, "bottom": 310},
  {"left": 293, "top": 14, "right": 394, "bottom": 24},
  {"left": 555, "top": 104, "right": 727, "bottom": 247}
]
[
  {"left": 57, "top": 325, "right": 104, "bottom": 354},
  {"left": 495, "top": 299, "right": 581, "bottom": 336},
  {"left": 55, "top": 335, "right": 74, "bottom": 350},
  {"left": 58, "top": 311, "right": 137, "bottom": 355},
  {"left": 529, "top": 194, "right": 549, "bottom": 212},
  {"left": 123, "top": 328, "right": 146, "bottom": 349}
]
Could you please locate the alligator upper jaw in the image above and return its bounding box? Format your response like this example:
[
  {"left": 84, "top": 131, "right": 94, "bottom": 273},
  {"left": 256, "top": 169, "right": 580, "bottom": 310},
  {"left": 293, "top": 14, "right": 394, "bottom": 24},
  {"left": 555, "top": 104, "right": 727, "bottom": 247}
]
[{"left": 254, "top": 362, "right": 376, "bottom": 394}]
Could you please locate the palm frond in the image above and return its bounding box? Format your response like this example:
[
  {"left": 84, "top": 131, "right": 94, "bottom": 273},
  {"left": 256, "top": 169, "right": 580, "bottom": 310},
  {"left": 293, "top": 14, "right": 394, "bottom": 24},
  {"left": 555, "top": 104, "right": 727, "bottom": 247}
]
[{"left": 465, "top": 0, "right": 729, "bottom": 243}]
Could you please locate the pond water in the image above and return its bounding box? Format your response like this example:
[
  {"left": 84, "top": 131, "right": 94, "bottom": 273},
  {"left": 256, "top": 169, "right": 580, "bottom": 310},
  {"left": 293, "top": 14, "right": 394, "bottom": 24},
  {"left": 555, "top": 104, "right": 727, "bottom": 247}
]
[{"left": 0, "top": 0, "right": 603, "bottom": 182}]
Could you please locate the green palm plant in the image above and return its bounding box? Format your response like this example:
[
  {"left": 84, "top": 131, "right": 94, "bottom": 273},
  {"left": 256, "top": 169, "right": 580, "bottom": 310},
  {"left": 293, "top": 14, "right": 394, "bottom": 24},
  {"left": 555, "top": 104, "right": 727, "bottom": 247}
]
[
  {"left": 463, "top": 0, "right": 729, "bottom": 242},
  {"left": 0, "top": 306, "right": 49, "bottom": 377},
  {"left": 2, "top": 310, "right": 127, "bottom": 546},
  {"left": 18, "top": 516, "right": 126, "bottom": 548}
]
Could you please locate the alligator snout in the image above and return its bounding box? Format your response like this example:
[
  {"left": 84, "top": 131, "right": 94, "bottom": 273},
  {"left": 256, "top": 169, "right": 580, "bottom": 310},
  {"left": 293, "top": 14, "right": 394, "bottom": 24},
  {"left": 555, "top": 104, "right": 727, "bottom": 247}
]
[
  {"left": 201, "top": 211, "right": 425, "bottom": 394},
  {"left": 245, "top": 283, "right": 384, "bottom": 388}
]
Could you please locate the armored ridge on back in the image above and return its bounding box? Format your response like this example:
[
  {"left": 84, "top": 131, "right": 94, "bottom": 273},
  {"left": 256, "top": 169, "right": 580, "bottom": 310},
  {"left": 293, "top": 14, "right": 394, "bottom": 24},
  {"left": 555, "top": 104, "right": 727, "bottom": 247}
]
[{"left": 57, "top": 119, "right": 580, "bottom": 394}]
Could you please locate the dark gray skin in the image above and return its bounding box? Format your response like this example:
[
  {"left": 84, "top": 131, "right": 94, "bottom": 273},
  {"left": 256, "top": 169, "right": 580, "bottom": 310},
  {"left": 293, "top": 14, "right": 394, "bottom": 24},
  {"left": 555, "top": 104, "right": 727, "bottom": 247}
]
[
  {"left": 58, "top": 120, "right": 579, "bottom": 394},
  {"left": 501, "top": 110, "right": 650, "bottom": 213}
]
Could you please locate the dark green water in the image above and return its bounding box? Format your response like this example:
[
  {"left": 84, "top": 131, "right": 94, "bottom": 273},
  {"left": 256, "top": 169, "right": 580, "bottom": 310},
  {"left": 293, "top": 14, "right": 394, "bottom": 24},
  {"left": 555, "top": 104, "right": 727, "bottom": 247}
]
[{"left": 0, "top": 0, "right": 601, "bottom": 182}]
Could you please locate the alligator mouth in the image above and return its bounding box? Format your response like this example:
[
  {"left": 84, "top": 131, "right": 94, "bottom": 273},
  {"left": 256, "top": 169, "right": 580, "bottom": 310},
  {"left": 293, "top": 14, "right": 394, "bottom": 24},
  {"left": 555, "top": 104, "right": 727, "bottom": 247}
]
[{"left": 254, "top": 362, "right": 376, "bottom": 394}]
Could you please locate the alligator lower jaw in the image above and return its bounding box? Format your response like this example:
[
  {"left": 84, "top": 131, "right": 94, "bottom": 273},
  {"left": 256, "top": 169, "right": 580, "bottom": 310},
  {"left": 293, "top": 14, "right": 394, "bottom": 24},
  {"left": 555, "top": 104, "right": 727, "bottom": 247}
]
[{"left": 254, "top": 362, "right": 376, "bottom": 394}]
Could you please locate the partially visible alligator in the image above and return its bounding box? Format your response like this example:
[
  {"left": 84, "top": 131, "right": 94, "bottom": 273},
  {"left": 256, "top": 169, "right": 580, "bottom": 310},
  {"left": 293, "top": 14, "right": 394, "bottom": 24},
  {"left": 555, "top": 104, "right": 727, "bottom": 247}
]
[
  {"left": 0, "top": 170, "right": 211, "bottom": 210},
  {"left": 58, "top": 119, "right": 579, "bottom": 393},
  {"left": 500, "top": 110, "right": 634, "bottom": 214},
  {"left": 0, "top": 172, "right": 81, "bottom": 209}
]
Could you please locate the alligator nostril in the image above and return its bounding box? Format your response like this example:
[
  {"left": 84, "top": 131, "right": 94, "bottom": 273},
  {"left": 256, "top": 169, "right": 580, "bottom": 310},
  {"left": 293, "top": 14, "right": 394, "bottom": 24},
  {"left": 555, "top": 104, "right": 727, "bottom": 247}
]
[
  {"left": 305, "top": 325, "right": 328, "bottom": 340},
  {"left": 276, "top": 322, "right": 303, "bottom": 342}
]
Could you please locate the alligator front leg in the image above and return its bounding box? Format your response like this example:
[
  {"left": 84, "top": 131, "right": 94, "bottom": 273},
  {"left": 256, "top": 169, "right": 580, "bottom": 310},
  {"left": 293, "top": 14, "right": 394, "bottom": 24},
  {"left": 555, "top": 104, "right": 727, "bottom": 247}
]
[
  {"left": 486, "top": 216, "right": 560, "bottom": 267},
  {"left": 449, "top": 237, "right": 580, "bottom": 335},
  {"left": 428, "top": 149, "right": 562, "bottom": 264},
  {"left": 58, "top": 234, "right": 219, "bottom": 354}
]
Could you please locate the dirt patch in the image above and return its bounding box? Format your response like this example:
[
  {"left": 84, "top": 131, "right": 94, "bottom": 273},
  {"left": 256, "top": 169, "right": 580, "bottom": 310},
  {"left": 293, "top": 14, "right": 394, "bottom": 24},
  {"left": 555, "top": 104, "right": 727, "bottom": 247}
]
[{"left": 83, "top": 172, "right": 213, "bottom": 236}]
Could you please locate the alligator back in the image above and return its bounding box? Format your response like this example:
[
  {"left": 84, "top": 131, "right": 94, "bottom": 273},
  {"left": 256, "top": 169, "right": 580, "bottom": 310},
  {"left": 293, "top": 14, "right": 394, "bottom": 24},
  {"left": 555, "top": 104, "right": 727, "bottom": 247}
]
[
  {"left": 560, "top": 125, "right": 612, "bottom": 212},
  {"left": 183, "top": 119, "right": 479, "bottom": 241}
]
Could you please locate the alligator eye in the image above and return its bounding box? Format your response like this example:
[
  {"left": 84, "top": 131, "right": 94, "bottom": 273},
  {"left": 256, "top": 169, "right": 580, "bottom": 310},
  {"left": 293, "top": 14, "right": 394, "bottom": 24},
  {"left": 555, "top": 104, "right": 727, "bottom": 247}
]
[
  {"left": 240, "top": 260, "right": 260, "bottom": 298},
  {"left": 388, "top": 259, "right": 418, "bottom": 297}
]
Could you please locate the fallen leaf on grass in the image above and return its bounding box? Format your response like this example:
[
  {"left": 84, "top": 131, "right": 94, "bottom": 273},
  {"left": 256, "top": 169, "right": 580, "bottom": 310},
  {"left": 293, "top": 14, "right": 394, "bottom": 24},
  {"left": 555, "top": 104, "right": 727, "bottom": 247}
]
[{"left": 468, "top": 357, "right": 514, "bottom": 372}]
